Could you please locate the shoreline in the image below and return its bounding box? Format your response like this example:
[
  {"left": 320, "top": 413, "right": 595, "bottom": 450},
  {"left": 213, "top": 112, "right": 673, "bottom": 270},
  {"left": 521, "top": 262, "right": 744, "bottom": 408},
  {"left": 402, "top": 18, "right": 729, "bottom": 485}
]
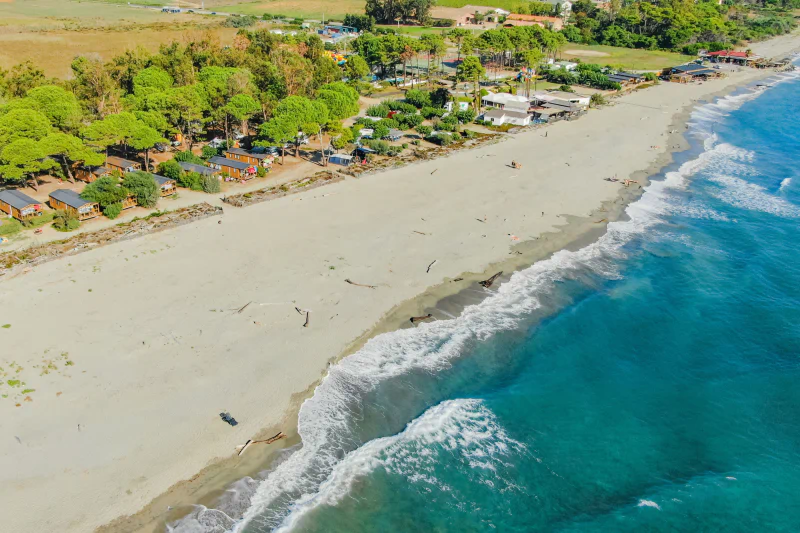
[
  {"left": 2, "top": 33, "right": 798, "bottom": 533},
  {"left": 105, "top": 57, "right": 792, "bottom": 533}
]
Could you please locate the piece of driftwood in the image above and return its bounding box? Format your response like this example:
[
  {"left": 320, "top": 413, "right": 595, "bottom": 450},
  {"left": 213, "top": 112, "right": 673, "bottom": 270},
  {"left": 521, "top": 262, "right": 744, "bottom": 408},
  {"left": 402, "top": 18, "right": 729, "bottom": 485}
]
[
  {"left": 410, "top": 314, "right": 433, "bottom": 324},
  {"left": 426, "top": 259, "right": 437, "bottom": 273},
  {"left": 479, "top": 271, "right": 503, "bottom": 289},
  {"left": 345, "top": 279, "right": 376, "bottom": 289},
  {"left": 295, "top": 306, "right": 304, "bottom": 315},
  {"left": 452, "top": 277, "right": 464, "bottom": 282},
  {"left": 303, "top": 312, "right": 310, "bottom": 328},
  {"left": 413, "top": 230, "right": 428, "bottom": 236},
  {"left": 236, "top": 302, "right": 252, "bottom": 314},
  {"left": 431, "top": 169, "right": 438, "bottom": 175},
  {"left": 235, "top": 432, "right": 287, "bottom": 457}
]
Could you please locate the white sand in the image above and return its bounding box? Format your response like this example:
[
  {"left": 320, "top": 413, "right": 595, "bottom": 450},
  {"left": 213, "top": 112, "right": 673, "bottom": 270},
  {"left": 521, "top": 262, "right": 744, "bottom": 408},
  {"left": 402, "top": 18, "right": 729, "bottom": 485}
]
[{"left": 2, "top": 34, "right": 798, "bottom": 533}]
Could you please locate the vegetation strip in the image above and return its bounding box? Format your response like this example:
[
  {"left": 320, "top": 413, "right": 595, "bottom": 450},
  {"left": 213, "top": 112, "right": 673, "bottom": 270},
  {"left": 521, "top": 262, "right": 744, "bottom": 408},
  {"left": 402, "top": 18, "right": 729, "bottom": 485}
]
[{"left": 0, "top": 203, "right": 222, "bottom": 277}]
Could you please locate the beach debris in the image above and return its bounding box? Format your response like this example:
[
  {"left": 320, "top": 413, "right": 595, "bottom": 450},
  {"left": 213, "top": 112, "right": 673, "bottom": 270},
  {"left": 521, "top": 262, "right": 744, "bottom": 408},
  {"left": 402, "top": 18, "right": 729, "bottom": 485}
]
[
  {"left": 479, "top": 271, "right": 503, "bottom": 289},
  {"left": 426, "top": 259, "right": 437, "bottom": 273},
  {"left": 303, "top": 311, "right": 310, "bottom": 328},
  {"left": 431, "top": 169, "right": 438, "bottom": 175},
  {"left": 595, "top": 218, "right": 608, "bottom": 224},
  {"left": 15, "top": 436, "right": 21, "bottom": 445},
  {"left": 235, "top": 432, "right": 287, "bottom": 457},
  {"left": 412, "top": 230, "right": 428, "bottom": 236},
  {"left": 476, "top": 218, "right": 485, "bottom": 223},
  {"left": 410, "top": 314, "right": 433, "bottom": 325},
  {"left": 345, "top": 279, "right": 377, "bottom": 289},
  {"left": 235, "top": 302, "right": 252, "bottom": 315},
  {"left": 452, "top": 277, "right": 464, "bottom": 282},
  {"left": 219, "top": 412, "right": 238, "bottom": 427}
]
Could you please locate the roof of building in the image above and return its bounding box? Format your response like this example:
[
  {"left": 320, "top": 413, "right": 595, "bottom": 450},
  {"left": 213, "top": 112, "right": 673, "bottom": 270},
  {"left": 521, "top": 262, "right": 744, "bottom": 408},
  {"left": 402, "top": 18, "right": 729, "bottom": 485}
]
[
  {"left": 535, "top": 90, "right": 589, "bottom": 101},
  {"left": 80, "top": 165, "right": 110, "bottom": 176},
  {"left": 707, "top": 50, "right": 749, "bottom": 58},
  {"left": 0, "top": 189, "right": 39, "bottom": 209},
  {"left": 226, "top": 147, "right": 269, "bottom": 159},
  {"left": 506, "top": 13, "right": 561, "bottom": 23},
  {"left": 482, "top": 91, "right": 529, "bottom": 105},
  {"left": 151, "top": 174, "right": 174, "bottom": 186},
  {"left": 50, "top": 189, "right": 94, "bottom": 209},
  {"left": 208, "top": 156, "right": 252, "bottom": 171},
  {"left": 388, "top": 129, "right": 404, "bottom": 138},
  {"left": 612, "top": 71, "right": 644, "bottom": 80},
  {"left": 543, "top": 102, "right": 578, "bottom": 112},
  {"left": 485, "top": 109, "right": 529, "bottom": 120},
  {"left": 105, "top": 156, "right": 139, "bottom": 168},
  {"left": 330, "top": 154, "right": 353, "bottom": 161},
  {"left": 608, "top": 73, "right": 642, "bottom": 83},
  {"left": 178, "top": 161, "right": 217, "bottom": 176},
  {"left": 430, "top": 4, "right": 507, "bottom": 18},
  {"left": 672, "top": 63, "right": 707, "bottom": 73}
]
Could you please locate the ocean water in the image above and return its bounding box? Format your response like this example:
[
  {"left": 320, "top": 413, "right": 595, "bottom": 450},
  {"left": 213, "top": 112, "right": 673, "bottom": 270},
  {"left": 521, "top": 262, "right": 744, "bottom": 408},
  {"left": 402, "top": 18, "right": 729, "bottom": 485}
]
[{"left": 172, "top": 67, "right": 800, "bottom": 533}]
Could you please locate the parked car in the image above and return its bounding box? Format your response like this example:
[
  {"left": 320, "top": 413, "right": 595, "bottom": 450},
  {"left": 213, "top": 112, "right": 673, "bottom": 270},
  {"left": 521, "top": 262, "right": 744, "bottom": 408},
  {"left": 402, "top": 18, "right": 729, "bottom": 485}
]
[
  {"left": 154, "top": 143, "right": 169, "bottom": 153},
  {"left": 208, "top": 137, "right": 225, "bottom": 148},
  {"left": 171, "top": 140, "right": 182, "bottom": 147}
]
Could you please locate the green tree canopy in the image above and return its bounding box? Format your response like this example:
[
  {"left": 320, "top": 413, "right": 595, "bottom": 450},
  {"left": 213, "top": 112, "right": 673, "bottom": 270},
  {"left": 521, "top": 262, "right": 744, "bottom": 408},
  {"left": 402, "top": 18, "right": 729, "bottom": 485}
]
[{"left": 122, "top": 171, "right": 160, "bottom": 208}]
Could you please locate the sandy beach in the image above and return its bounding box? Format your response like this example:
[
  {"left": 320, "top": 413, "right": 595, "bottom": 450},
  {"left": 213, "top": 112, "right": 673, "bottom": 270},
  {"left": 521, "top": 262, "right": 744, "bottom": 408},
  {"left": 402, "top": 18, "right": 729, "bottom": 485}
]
[{"left": 2, "top": 33, "right": 798, "bottom": 533}]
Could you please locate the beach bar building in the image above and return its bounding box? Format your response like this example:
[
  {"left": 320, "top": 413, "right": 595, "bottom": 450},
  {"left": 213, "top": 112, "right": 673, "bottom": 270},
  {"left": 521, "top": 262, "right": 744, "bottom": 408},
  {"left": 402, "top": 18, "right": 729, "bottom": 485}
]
[
  {"left": 49, "top": 189, "right": 100, "bottom": 221},
  {"left": 152, "top": 174, "right": 177, "bottom": 197},
  {"left": 663, "top": 64, "right": 721, "bottom": 82},
  {"left": 105, "top": 156, "right": 141, "bottom": 174},
  {"left": 75, "top": 165, "right": 112, "bottom": 183},
  {"left": 0, "top": 190, "right": 43, "bottom": 221},
  {"left": 607, "top": 72, "right": 644, "bottom": 86},
  {"left": 483, "top": 109, "right": 531, "bottom": 127},
  {"left": 207, "top": 156, "right": 256, "bottom": 180},
  {"left": 178, "top": 161, "right": 219, "bottom": 177}
]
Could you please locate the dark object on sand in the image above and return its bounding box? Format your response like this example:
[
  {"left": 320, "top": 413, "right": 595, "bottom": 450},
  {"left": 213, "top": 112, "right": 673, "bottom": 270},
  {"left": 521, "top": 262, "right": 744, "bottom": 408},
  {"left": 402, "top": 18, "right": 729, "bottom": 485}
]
[
  {"left": 220, "top": 412, "right": 238, "bottom": 426},
  {"left": 479, "top": 271, "right": 503, "bottom": 289},
  {"left": 410, "top": 314, "right": 433, "bottom": 325},
  {"left": 236, "top": 432, "right": 287, "bottom": 457}
]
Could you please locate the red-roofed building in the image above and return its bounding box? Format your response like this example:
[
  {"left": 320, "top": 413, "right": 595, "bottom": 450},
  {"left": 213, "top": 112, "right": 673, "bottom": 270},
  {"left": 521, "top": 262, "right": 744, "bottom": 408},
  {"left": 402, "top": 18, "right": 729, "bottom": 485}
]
[
  {"left": 702, "top": 50, "right": 760, "bottom": 65},
  {"left": 503, "top": 14, "right": 564, "bottom": 30}
]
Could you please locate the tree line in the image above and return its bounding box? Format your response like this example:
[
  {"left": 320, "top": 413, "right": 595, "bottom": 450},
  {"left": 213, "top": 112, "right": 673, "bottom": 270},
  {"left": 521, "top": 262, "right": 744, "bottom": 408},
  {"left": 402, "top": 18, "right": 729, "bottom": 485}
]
[{"left": 0, "top": 30, "right": 365, "bottom": 189}]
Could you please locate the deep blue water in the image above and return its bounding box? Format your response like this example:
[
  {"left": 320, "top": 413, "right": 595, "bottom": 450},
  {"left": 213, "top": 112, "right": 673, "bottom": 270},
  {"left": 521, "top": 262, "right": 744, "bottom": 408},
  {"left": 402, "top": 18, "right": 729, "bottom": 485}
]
[{"left": 173, "top": 68, "right": 800, "bottom": 533}]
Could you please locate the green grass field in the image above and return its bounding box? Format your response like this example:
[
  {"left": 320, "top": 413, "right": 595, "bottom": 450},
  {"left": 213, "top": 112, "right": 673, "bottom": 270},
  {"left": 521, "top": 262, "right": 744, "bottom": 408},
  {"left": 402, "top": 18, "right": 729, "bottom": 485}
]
[
  {"left": 376, "top": 24, "right": 452, "bottom": 36},
  {"left": 560, "top": 44, "right": 694, "bottom": 71},
  {"left": 217, "top": 0, "right": 364, "bottom": 20}
]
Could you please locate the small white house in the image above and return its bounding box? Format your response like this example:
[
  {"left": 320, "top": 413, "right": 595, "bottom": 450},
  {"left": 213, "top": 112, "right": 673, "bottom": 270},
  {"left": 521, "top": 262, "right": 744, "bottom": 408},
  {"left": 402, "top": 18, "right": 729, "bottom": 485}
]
[
  {"left": 532, "top": 90, "right": 590, "bottom": 109},
  {"left": 546, "top": 59, "right": 578, "bottom": 71},
  {"left": 484, "top": 109, "right": 531, "bottom": 127},
  {"left": 445, "top": 101, "right": 471, "bottom": 112},
  {"left": 481, "top": 91, "right": 530, "bottom": 112}
]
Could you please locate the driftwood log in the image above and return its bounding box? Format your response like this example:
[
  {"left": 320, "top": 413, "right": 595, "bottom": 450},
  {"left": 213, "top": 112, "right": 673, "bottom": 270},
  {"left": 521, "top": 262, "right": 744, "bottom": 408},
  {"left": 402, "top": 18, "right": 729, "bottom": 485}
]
[
  {"left": 303, "top": 312, "right": 310, "bottom": 328},
  {"left": 235, "top": 432, "right": 287, "bottom": 457},
  {"left": 479, "top": 271, "right": 503, "bottom": 289},
  {"left": 410, "top": 314, "right": 433, "bottom": 325},
  {"left": 345, "top": 279, "right": 377, "bottom": 289}
]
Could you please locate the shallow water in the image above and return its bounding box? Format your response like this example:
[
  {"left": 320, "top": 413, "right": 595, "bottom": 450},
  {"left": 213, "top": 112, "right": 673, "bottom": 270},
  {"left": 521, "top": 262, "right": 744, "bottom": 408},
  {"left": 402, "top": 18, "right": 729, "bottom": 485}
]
[{"left": 171, "top": 67, "right": 800, "bottom": 533}]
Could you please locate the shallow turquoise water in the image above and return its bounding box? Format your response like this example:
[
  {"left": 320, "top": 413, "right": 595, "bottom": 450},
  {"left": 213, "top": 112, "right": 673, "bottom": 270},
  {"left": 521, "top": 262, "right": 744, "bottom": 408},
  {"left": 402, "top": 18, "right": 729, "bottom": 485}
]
[{"left": 172, "top": 69, "right": 800, "bottom": 533}]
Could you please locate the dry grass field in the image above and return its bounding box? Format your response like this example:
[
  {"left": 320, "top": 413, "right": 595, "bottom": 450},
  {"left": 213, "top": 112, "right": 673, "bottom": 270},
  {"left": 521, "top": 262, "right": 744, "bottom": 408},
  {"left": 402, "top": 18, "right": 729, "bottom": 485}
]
[
  {"left": 0, "top": 0, "right": 239, "bottom": 76},
  {"left": 218, "top": 0, "right": 366, "bottom": 20}
]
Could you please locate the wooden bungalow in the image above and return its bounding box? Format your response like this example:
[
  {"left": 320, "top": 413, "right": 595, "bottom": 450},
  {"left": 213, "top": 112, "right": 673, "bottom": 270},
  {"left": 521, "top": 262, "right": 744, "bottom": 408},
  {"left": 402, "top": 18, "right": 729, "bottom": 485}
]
[
  {"left": 75, "top": 165, "right": 112, "bottom": 183},
  {"left": 224, "top": 147, "right": 273, "bottom": 167},
  {"left": 663, "top": 64, "right": 721, "bottom": 82},
  {"left": 0, "top": 190, "right": 44, "bottom": 221},
  {"left": 178, "top": 161, "right": 219, "bottom": 177},
  {"left": 152, "top": 174, "right": 177, "bottom": 197},
  {"left": 122, "top": 194, "right": 137, "bottom": 210},
  {"left": 608, "top": 72, "right": 645, "bottom": 86},
  {"left": 49, "top": 189, "right": 100, "bottom": 221},
  {"left": 207, "top": 156, "right": 256, "bottom": 180},
  {"left": 105, "top": 156, "right": 141, "bottom": 174}
]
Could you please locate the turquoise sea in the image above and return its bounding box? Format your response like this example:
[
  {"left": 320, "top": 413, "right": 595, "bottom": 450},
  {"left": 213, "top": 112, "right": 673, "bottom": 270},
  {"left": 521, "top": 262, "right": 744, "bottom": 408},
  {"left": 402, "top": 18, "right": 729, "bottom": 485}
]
[{"left": 172, "top": 65, "right": 800, "bottom": 533}]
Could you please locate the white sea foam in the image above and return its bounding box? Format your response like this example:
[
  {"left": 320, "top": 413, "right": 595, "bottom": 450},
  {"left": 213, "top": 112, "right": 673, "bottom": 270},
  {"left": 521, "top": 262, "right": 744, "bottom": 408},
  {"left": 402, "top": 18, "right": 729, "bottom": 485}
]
[
  {"left": 780, "top": 177, "right": 792, "bottom": 191},
  {"left": 273, "top": 399, "right": 524, "bottom": 531},
  {"left": 638, "top": 499, "right": 662, "bottom": 510},
  {"left": 709, "top": 174, "right": 800, "bottom": 218},
  {"left": 174, "top": 74, "right": 782, "bottom": 533}
]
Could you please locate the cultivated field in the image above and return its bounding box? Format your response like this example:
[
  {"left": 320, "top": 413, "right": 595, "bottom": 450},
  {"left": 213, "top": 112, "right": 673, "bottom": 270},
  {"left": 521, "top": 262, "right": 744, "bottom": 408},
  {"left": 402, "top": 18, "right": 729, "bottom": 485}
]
[{"left": 218, "top": 0, "right": 365, "bottom": 20}]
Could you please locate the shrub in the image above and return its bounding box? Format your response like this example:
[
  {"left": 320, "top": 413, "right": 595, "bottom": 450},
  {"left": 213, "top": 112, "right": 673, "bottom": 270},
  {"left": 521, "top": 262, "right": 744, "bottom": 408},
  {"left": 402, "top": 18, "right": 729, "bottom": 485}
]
[
  {"left": 52, "top": 209, "right": 79, "bottom": 232},
  {"left": 201, "top": 145, "right": 220, "bottom": 159},
  {"left": 421, "top": 106, "right": 446, "bottom": 119},
  {"left": 122, "top": 171, "right": 160, "bottom": 208},
  {"left": 397, "top": 113, "right": 424, "bottom": 129},
  {"left": 224, "top": 14, "right": 257, "bottom": 28},
  {"left": 103, "top": 202, "right": 123, "bottom": 220},
  {"left": 365, "top": 139, "right": 390, "bottom": 155},
  {"left": 643, "top": 72, "right": 658, "bottom": 82},
  {"left": 378, "top": 118, "right": 399, "bottom": 130},
  {"left": 177, "top": 171, "right": 203, "bottom": 191},
  {"left": 462, "top": 129, "right": 477, "bottom": 139},
  {"left": 559, "top": 84, "right": 575, "bottom": 93},
  {"left": 427, "top": 133, "right": 452, "bottom": 146},
  {"left": 432, "top": 18, "right": 454, "bottom": 27},
  {"left": 456, "top": 108, "right": 476, "bottom": 124},
  {"left": 405, "top": 89, "right": 431, "bottom": 108},
  {"left": 202, "top": 174, "right": 221, "bottom": 193},
  {"left": 386, "top": 101, "right": 417, "bottom": 114},
  {"left": 590, "top": 93, "right": 607, "bottom": 107},
  {"left": 81, "top": 176, "right": 130, "bottom": 215},
  {"left": 257, "top": 166, "right": 267, "bottom": 178},
  {"left": 372, "top": 123, "right": 390, "bottom": 140},
  {"left": 366, "top": 104, "right": 390, "bottom": 118},
  {"left": 174, "top": 150, "right": 204, "bottom": 164},
  {"left": 415, "top": 125, "right": 433, "bottom": 137},
  {"left": 401, "top": 143, "right": 409, "bottom": 149},
  {"left": 158, "top": 160, "right": 183, "bottom": 181},
  {"left": 412, "top": 139, "right": 421, "bottom": 146}
]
